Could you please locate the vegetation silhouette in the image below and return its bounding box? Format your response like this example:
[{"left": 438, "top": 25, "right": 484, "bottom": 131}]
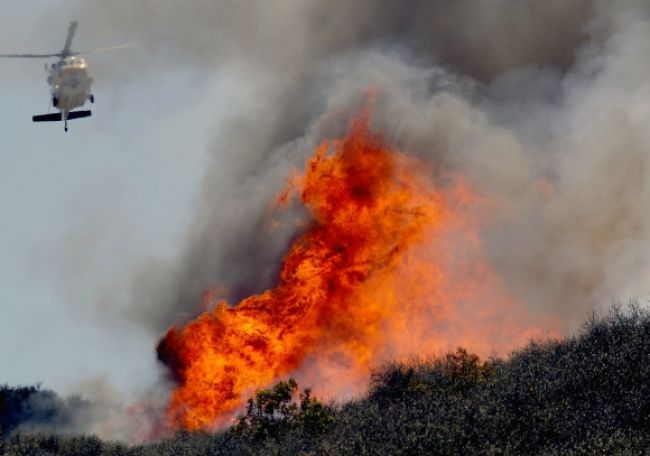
[{"left": 3, "top": 307, "right": 650, "bottom": 455}]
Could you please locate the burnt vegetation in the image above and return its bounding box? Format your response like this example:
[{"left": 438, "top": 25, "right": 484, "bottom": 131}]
[{"left": 4, "top": 307, "right": 650, "bottom": 455}]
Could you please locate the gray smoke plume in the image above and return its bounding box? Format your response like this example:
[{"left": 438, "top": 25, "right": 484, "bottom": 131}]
[
  {"left": 30, "top": 0, "right": 646, "bottom": 335},
  {"left": 62, "top": 0, "right": 617, "bottom": 334}
]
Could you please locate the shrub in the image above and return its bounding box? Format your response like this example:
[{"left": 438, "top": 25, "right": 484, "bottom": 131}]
[{"left": 231, "top": 378, "right": 335, "bottom": 441}]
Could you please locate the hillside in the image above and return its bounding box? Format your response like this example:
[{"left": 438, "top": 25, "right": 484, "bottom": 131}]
[{"left": 3, "top": 307, "right": 650, "bottom": 455}]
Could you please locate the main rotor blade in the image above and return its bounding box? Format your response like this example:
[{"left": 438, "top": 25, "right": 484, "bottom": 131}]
[
  {"left": 0, "top": 53, "right": 61, "bottom": 58},
  {"left": 62, "top": 21, "right": 78, "bottom": 55},
  {"left": 74, "top": 42, "right": 137, "bottom": 55}
]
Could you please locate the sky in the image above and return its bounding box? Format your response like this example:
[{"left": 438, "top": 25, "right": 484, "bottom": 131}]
[{"left": 0, "top": 3, "right": 223, "bottom": 397}]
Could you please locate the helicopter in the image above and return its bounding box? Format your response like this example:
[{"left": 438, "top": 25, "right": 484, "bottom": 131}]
[{"left": 0, "top": 21, "right": 134, "bottom": 132}]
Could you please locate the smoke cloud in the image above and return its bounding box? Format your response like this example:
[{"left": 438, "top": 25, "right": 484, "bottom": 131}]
[
  {"left": 117, "top": 0, "right": 650, "bottom": 337},
  {"left": 63, "top": 0, "right": 606, "bottom": 334}
]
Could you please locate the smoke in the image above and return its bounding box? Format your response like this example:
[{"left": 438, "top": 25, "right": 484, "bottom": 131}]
[
  {"left": 357, "top": 2, "right": 650, "bottom": 331},
  {"left": 120, "top": 0, "right": 650, "bottom": 336},
  {"left": 7, "top": 0, "right": 650, "bottom": 437},
  {"left": 57, "top": 0, "right": 603, "bottom": 335}
]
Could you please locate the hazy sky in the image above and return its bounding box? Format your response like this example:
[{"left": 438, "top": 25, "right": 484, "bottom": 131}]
[{"left": 0, "top": 3, "right": 223, "bottom": 397}]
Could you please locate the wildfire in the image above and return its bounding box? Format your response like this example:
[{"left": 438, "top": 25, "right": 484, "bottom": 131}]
[{"left": 157, "top": 108, "right": 556, "bottom": 431}]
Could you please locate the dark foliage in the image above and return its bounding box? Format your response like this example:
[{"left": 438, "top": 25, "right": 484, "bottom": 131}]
[
  {"left": 231, "top": 378, "right": 335, "bottom": 441},
  {"left": 0, "top": 385, "right": 90, "bottom": 437},
  {"left": 4, "top": 308, "right": 650, "bottom": 454}
]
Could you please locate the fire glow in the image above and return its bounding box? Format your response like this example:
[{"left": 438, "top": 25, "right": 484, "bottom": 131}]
[{"left": 157, "top": 109, "right": 555, "bottom": 431}]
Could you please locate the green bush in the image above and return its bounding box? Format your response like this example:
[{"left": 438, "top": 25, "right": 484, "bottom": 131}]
[{"left": 231, "top": 378, "right": 335, "bottom": 441}]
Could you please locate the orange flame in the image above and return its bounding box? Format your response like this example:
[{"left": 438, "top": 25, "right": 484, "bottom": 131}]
[{"left": 157, "top": 109, "right": 557, "bottom": 431}]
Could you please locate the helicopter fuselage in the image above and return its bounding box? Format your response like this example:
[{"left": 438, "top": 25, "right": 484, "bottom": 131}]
[{"left": 46, "top": 56, "right": 93, "bottom": 114}]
